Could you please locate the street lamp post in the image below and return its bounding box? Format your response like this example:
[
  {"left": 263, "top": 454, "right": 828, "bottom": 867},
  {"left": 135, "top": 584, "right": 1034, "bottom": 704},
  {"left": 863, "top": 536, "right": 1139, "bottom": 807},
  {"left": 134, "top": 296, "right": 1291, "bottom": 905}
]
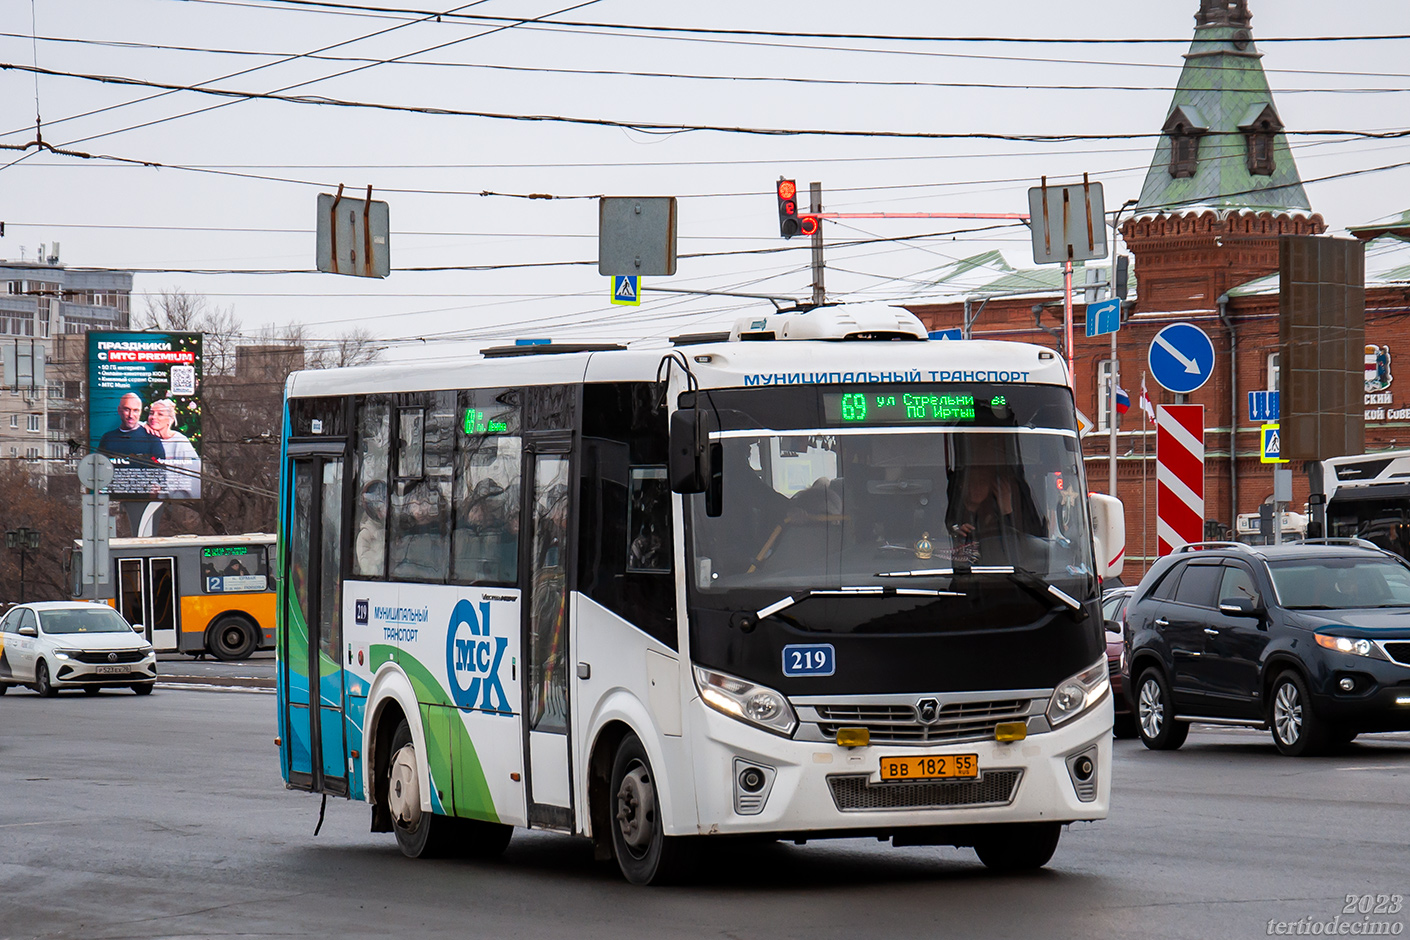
[{"left": 5, "top": 527, "right": 41, "bottom": 603}]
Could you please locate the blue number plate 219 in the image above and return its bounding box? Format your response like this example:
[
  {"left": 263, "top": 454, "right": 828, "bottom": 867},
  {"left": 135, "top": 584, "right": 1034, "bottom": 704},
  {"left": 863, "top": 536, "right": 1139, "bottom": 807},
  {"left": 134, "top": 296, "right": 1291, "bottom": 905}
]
[{"left": 782, "top": 643, "right": 836, "bottom": 677}]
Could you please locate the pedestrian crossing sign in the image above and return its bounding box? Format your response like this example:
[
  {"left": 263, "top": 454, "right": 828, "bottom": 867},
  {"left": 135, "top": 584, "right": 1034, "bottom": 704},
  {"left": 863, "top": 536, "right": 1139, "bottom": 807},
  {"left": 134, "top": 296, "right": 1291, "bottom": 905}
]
[
  {"left": 610, "top": 274, "right": 641, "bottom": 306},
  {"left": 1261, "top": 423, "right": 1288, "bottom": 463}
]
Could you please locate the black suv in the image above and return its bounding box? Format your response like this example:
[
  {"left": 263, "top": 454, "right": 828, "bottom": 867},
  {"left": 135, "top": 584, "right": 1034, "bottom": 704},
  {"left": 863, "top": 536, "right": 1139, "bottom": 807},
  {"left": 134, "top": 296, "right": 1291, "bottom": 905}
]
[{"left": 1124, "top": 540, "right": 1410, "bottom": 756}]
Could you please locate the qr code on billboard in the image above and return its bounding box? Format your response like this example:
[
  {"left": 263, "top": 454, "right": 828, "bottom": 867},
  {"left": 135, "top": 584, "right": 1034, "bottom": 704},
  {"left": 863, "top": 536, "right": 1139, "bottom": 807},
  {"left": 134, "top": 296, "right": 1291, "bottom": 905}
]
[{"left": 169, "top": 365, "right": 196, "bottom": 396}]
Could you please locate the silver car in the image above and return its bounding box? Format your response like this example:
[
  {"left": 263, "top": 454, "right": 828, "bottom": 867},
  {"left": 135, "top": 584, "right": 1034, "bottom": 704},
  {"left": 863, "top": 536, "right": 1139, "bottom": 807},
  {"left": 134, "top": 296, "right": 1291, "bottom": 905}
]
[{"left": 0, "top": 602, "right": 157, "bottom": 696}]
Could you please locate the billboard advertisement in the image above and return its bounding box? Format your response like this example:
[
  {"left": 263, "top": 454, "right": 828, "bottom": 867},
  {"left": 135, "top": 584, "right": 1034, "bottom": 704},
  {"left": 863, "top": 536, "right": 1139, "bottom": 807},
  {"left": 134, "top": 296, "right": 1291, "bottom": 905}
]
[{"left": 87, "top": 332, "right": 203, "bottom": 500}]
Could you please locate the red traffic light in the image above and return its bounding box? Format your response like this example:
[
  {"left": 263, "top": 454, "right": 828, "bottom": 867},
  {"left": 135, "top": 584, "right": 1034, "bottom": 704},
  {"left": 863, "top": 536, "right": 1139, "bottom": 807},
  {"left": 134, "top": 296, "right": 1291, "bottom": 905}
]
[
  {"left": 777, "top": 178, "right": 800, "bottom": 238},
  {"left": 798, "top": 215, "right": 819, "bottom": 237}
]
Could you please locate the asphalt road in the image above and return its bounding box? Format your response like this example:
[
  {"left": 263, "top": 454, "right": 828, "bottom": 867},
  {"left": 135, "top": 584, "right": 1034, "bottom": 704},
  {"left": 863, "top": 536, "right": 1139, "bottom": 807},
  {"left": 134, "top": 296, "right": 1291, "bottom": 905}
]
[{"left": 2, "top": 688, "right": 1407, "bottom": 940}]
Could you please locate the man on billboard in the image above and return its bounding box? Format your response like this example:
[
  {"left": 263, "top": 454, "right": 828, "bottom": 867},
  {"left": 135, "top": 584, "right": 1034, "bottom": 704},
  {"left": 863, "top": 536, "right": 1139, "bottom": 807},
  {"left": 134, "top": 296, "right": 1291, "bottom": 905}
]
[
  {"left": 98, "top": 393, "right": 165, "bottom": 461},
  {"left": 144, "top": 398, "right": 201, "bottom": 499}
]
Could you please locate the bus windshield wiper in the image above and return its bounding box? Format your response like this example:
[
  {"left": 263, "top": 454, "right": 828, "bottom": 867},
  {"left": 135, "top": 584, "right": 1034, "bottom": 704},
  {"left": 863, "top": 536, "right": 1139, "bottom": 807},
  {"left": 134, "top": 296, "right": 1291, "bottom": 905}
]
[
  {"left": 757, "top": 585, "right": 964, "bottom": 620},
  {"left": 874, "top": 565, "right": 1086, "bottom": 616}
]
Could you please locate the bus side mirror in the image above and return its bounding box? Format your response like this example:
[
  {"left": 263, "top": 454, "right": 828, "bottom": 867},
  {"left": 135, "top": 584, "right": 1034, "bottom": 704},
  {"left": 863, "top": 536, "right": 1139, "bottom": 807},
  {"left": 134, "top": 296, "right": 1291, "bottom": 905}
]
[
  {"left": 669, "top": 410, "right": 707, "bottom": 494},
  {"left": 1088, "top": 493, "right": 1126, "bottom": 580}
]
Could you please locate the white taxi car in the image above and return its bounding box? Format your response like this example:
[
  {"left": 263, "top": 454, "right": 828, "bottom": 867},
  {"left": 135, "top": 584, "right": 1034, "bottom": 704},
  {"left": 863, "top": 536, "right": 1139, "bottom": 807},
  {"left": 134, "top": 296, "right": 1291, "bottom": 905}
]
[{"left": 0, "top": 601, "right": 157, "bottom": 696}]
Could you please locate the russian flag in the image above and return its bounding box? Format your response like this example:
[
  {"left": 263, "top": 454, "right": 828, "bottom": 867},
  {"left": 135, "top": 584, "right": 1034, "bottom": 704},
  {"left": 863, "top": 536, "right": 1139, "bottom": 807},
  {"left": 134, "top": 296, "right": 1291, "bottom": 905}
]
[{"left": 1115, "top": 387, "right": 1130, "bottom": 414}]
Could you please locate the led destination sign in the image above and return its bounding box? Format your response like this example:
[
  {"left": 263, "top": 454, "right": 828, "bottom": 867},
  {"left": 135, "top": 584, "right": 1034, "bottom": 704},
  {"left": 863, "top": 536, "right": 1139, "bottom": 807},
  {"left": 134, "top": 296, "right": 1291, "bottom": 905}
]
[{"left": 824, "top": 390, "right": 1008, "bottom": 426}]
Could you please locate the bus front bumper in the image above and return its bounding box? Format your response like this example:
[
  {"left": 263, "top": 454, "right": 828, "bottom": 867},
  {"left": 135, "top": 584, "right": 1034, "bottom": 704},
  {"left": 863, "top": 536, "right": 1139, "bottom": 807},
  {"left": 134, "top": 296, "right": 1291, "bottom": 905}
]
[{"left": 683, "top": 693, "right": 1112, "bottom": 838}]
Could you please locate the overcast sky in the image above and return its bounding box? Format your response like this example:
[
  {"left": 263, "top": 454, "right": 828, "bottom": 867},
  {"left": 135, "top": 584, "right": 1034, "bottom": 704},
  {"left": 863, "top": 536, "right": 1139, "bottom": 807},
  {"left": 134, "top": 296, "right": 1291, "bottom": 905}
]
[{"left": 2, "top": 0, "right": 1407, "bottom": 362}]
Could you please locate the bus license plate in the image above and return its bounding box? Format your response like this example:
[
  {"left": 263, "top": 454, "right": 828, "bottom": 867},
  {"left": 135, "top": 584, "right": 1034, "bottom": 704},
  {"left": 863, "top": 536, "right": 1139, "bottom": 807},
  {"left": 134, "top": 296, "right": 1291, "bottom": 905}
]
[
  {"left": 879, "top": 754, "right": 979, "bottom": 781},
  {"left": 95, "top": 665, "right": 127, "bottom": 675}
]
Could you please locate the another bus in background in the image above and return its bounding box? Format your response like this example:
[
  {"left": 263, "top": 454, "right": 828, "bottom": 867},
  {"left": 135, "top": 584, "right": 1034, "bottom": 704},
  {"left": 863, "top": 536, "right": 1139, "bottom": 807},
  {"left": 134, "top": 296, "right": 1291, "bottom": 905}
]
[
  {"left": 1321, "top": 450, "right": 1410, "bottom": 560},
  {"left": 71, "top": 533, "right": 275, "bottom": 660}
]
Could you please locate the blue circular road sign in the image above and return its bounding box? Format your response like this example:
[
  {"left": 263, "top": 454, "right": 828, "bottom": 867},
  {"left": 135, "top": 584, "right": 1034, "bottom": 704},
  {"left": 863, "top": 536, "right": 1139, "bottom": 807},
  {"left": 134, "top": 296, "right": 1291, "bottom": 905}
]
[{"left": 1148, "top": 322, "right": 1216, "bottom": 394}]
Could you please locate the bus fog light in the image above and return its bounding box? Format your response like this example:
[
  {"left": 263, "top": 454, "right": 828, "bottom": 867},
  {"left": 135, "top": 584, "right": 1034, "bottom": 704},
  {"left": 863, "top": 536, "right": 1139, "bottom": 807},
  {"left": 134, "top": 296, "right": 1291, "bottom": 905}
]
[
  {"left": 1065, "top": 745, "right": 1100, "bottom": 803},
  {"left": 835, "top": 727, "right": 870, "bottom": 748},
  {"left": 732, "top": 759, "right": 777, "bottom": 815},
  {"left": 1340, "top": 677, "right": 1355, "bottom": 692},
  {"left": 994, "top": 721, "right": 1027, "bottom": 742}
]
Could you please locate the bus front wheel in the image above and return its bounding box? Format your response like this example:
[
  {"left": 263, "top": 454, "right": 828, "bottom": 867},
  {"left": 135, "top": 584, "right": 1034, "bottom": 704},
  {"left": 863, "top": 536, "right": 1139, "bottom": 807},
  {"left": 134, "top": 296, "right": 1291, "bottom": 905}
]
[
  {"left": 609, "top": 733, "right": 693, "bottom": 885},
  {"left": 385, "top": 719, "right": 462, "bottom": 859},
  {"left": 207, "top": 616, "right": 257, "bottom": 661},
  {"left": 973, "top": 822, "right": 1062, "bottom": 872}
]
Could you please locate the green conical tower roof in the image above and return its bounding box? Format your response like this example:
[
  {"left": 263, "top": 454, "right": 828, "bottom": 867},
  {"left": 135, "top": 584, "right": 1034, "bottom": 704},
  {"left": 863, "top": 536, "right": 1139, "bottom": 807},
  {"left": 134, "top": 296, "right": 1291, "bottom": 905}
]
[{"left": 1135, "top": 0, "right": 1312, "bottom": 216}]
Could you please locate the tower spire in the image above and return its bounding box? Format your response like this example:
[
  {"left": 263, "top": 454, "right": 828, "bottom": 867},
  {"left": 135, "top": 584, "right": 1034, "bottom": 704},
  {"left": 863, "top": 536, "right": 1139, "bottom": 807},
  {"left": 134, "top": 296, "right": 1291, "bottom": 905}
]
[
  {"left": 1196, "top": 0, "right": 1251, "bottom": 29},
  {"left": 1132, "top": 0, "right": 1310, "bottom": 217}
]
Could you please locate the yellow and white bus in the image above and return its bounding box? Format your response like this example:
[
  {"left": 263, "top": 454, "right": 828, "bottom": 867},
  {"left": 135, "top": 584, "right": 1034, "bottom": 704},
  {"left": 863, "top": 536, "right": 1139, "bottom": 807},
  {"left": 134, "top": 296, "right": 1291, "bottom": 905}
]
[
  {"left": 276, "top": 304, "right": 1125, "bottom": 884},
  {"left": 72, "top": 534, "right": 276, "bottom": 660}
]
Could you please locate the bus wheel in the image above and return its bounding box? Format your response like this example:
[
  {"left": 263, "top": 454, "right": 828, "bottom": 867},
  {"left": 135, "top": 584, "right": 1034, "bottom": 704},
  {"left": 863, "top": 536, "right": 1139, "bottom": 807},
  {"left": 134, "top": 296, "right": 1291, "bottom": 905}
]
[
  {"left": 386, "top": 719, "right": 456, "bottom": 859},
  {"left": 208, "top": 617, "right": 257, "bottom": 661},
  {"left": 973, "top": 822, "right": 1062, "bottom": 872},
  {"left": 609, "top": 733, "right": 693, "bottom": 885}
]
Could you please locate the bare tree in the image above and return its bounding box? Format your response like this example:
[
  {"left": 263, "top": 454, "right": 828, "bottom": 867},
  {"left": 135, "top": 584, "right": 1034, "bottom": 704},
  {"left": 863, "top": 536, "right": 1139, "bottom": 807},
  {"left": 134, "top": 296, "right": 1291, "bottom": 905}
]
[
  {"left": 141, "top": 289, "right": 242, "bottom": 375},
  {"left": 0, "top": 463, "right": 78, "bottom": 602}
]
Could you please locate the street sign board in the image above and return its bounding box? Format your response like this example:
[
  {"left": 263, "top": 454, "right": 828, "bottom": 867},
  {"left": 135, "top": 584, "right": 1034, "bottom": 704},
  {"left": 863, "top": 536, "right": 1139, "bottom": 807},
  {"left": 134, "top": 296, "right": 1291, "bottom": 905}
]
[
  {"left": 1085, "top": 298, "right": 1121, "bottom": 338},
  {"left": 610, "top": 275, "right": 641, "bottom": 306},
  {"left": 316, "top": 190, "right": 390, "bottom": 278},
  {"left": 77, "top": 452, "right": 114, "bottom": 490},
  {"left": 1157, "top": 404, "right": 1206, "bottom": 555},
  {"left": 929, "top": 328, "right": 963, "bottom": 341},
  {"left": 1261, "top": 423, "right": 1289, "bottom": 463},
  {"left": 1148, "top": 323, "right": 1216, "bottom": 394},
  {"left": 1027, "top": 179, "right": 1108, "bottom": 265},
  {"left": 598, "top": 196, "right": 678, "bottom": 276},
  {"left": 1248, "top": 390, "right": 1280, "bottom": 422}
]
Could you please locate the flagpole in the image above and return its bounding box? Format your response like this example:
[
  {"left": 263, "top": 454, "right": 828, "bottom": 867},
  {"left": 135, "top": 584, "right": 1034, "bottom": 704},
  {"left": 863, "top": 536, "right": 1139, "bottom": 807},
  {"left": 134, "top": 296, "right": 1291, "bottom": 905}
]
[{"left": 1109, "top": 325, "right": 1118, "bottom": 499}]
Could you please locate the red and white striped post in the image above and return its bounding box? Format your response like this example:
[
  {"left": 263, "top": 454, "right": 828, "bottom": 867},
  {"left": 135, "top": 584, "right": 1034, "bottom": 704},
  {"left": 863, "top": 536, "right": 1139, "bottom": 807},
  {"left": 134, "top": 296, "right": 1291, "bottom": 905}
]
[{"left": 1156, "top": 404, "right": 1206, "bottom": 555}]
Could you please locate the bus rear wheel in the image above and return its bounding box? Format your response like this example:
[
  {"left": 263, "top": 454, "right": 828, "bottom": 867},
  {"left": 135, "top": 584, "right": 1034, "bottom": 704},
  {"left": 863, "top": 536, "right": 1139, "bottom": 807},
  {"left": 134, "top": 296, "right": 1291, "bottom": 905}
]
[
  {"left": 208, "top": 616, "right": 257, "bottom": 661},
  {"left": 609, "top": 733, "right": 693, "bottom": 885}
]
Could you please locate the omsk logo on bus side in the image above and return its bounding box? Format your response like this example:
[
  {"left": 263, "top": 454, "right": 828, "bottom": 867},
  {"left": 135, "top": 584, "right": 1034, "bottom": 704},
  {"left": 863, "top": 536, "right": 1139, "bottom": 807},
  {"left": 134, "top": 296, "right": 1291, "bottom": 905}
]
[{"left": 445, "top": 598, "right": 512, "bottom": 714}]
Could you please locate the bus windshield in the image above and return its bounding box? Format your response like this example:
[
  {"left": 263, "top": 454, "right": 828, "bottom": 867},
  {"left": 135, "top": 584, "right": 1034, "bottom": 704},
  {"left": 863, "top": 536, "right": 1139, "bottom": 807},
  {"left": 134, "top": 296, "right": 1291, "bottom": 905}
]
[{"left": 685, "top": 385, "right": 1093, "bottom": 599}]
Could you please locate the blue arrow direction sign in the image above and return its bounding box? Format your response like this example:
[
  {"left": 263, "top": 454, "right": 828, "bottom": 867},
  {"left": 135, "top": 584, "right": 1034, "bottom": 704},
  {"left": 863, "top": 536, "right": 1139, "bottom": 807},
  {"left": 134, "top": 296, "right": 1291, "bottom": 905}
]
[
  {"left": 610, "top": 274, "right": 641, "bottom": 306},
  {"left": 1148, "top": 322, "right": 1216, "bottom": 394},
  {"left": 929, "top": 328, "right": 963, "bottom": 341},
  {"left": 1249, "top": 390, "right": 1280, "bottom": 422},
  {"left": 1085, "top": 297, "right": 1122, "bottom": 338}
]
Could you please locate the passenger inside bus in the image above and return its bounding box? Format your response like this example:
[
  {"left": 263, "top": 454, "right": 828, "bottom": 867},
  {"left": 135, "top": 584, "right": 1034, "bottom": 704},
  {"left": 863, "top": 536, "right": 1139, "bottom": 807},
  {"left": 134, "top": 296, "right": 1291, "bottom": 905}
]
[{"left": 945, "top": 462, "right": 1045, "bottom": 566}]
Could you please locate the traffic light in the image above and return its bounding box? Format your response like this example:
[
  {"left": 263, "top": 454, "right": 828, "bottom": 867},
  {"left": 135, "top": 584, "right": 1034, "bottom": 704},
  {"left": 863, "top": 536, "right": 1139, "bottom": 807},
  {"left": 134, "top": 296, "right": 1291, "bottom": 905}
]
[
  {"left": 777, "top": 179, "right": 819, "bottom": 239},
  {"left": 777, "top": 179, "right": 800, "bottom": 238}
]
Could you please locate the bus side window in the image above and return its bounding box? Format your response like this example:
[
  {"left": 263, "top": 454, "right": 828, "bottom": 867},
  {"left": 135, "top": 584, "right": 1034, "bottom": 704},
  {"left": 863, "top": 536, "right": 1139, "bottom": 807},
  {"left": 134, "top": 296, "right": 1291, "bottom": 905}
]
[
  {"left": 451, "top": 388, "right": 521, "bottom": 585},
  {"left": 389, "top": 392, "right": 454, "bottom": 582},
  {"left": 352, "top": 400, "right": 391, "bottom": 580}
]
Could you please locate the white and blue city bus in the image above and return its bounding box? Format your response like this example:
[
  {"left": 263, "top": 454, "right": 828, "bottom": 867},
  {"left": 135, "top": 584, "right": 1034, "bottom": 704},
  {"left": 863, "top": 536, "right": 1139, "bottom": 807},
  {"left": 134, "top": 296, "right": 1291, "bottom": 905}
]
[{"left": 275, "top": 304, "right": 1125, "bottom": 884}]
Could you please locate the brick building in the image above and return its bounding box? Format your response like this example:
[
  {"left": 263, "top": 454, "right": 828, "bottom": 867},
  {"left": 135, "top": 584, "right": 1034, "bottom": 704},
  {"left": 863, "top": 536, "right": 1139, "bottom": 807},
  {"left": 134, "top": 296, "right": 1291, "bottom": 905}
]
[{"left": 907, "top": 0, "right": 1410, "bottom": 575}]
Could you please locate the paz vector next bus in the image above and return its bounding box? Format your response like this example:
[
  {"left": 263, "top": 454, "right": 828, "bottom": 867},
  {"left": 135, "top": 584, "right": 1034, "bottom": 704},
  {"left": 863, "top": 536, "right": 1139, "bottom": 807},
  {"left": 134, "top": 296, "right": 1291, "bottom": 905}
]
[{"left": 275, "top": 304, "right": 1126, "bottom": 885}]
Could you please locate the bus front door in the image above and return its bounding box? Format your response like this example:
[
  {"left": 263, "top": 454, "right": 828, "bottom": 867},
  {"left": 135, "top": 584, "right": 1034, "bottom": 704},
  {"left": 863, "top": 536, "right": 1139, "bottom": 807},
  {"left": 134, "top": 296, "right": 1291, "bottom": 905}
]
[
  {"left": 116, "top": 556, "right": 179, "bottom": 650},
  {"left": 525, "top": 445, "right": 573, "bottom": 828},
  {"left": 282, "top": 451, "right": 349, "bottom": 795}
]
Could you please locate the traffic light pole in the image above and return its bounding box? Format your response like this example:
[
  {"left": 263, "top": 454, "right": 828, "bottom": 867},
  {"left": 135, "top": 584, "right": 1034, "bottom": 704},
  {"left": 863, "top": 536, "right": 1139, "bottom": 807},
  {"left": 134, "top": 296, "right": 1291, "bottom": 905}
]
[{"left": 809, "top": 182, "right": 826, "bottom": 306}]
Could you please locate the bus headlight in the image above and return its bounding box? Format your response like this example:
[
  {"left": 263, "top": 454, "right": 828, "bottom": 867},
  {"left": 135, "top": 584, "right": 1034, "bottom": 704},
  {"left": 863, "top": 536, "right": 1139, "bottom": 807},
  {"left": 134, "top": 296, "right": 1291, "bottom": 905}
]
[
  {"left": 1046, "top": 656, "right": 1110, "bottom": 728},
  {"left": 693, "top": 666, "right": 797, "bottom": 737}
]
